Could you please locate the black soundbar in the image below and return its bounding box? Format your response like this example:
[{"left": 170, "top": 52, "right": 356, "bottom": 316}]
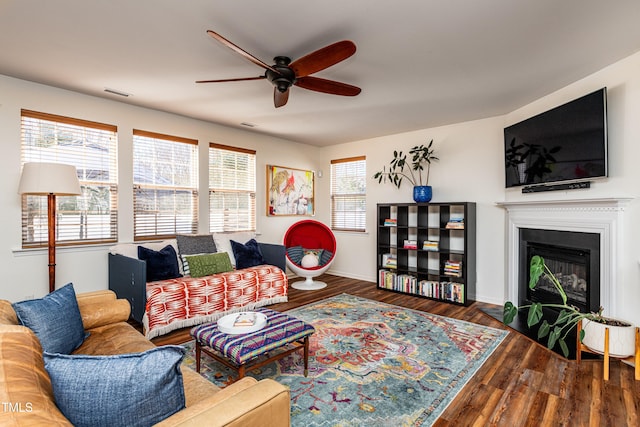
[{"left": 522, "top": 181, "right": 591, "bottom": 193}]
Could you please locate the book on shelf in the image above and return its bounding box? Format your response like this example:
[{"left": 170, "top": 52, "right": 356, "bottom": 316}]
[
  {"left": 382, "top": 253, "right": 397, "bottom": 268},
  {"left": 234, "top": 312, "right": 257, "bottom": 327},
  {"left": 397, "top": 274, "right": 418, "bottom": 293},
  {"left": 422, "top": 240, "right": 439, "bottom": 251},
  {"left": 403, "top": 239, "right": 418, "bottom": 249},
  {"left": 444, "top": 271, "right": 462, "bottom": 277},
  {"left": 441, "top": 282, "right": 465, "bottom": 303},
  {"left": 451, "top": 283, "right": 464, "bottom": 303},
  {"left": 445, "top": 218, "right": 464, "bottom": 229},
  {"left": 444, "top": 259, "right": 462, "bottom": 277},
  {"left": 378, "top": 272, "right": 465, "bottom": 304},
  {"left": 416, "top": 280, "right": 464, "bottom": 303},
  {"left": 378, "top": 269, "right": 397, "bottom": 290},
  {"left": 383, "top": 218, "right": 397, "bottom": 226},
  {"left": 378, "top": 270, "right": 419, "bottom": 294},
  {"left": 417, "top": 280, "right": 439, "bottom": 298}
]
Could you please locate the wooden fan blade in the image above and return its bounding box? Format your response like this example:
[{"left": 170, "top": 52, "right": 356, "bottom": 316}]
[
  {"left": 290, "top": 40, "right": 356, "bottom": 78},
  {"left": 206, "top": 30, "right": 280, "bottom": 75},
  {"left": 196, "top": 76, "right": 266, "bottom": 83},
  {"left": 295, "top": 76, "right": 361, "bottom": 96},
  {"left": 274, "top": 88, "right": 289, "bottom": 108}
]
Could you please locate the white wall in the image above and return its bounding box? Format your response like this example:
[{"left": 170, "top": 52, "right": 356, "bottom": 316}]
[
  {"left": 502, "top": 52, "right": 640, "bottom": 325},
  {"left": 3, "top": 49, "right": 640, "bottom": 321},
  {"left": 0, "top": 75, "right": 320, "bottom": 301},
  {"left": 319, "top": 117, "right": 507, "bottom": 304},
  {"left": 321, "top": 50, "right": 640, "bottom": 321}
]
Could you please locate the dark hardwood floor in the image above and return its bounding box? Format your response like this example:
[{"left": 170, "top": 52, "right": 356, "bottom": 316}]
[{"left": 152, "top": 274, "right": 640, "bottom": 426}]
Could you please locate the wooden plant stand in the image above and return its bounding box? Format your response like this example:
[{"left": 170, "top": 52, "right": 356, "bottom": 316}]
[{"left": 576, "top": 322, "right": 640, "bottom": 381}]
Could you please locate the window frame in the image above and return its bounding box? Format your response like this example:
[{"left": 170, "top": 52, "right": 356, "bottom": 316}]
[
  {"left": 330, "top": 155, "right": 367, "bottom": 232},
  {"left": 208, "top": 143, "right": 257, "bottom": 233},
  {"left": 132, "top": 129, "right": 199, "bottom": 241},
  {"left": 20, "top": 109, "right": 118, "bottom": 248}
]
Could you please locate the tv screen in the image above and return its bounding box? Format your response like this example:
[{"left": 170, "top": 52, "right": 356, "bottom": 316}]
[{"left": 504, "top": 88, "right": 607, "bottom": 188}]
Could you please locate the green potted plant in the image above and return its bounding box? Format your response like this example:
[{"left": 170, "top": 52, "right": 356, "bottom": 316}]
[
  {"left": 504, "top": 255, "right": 634, "bottom": 358},
  {"left": 373, "top": 139, "right": 438, "bottom": 202}
]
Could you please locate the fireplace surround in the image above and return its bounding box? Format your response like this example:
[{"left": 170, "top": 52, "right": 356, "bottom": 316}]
[{"left": 499, "top": 198, "right": 631, "bottom": 319}]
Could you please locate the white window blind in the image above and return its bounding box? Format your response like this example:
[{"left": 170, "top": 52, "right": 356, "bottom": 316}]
[
  {"left": 331, "top": 156, "right": 366, "bottom": 232},
  {"left": 20, "top": 109, "right": 118, "bottom": 247},
  {"left": 133, "top": 129, "right": 198, "bottom": 240},
  {"left": 209, "top": 143, "right": 256, "bottom": 233}
]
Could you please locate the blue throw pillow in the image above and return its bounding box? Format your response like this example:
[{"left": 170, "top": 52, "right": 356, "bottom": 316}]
[
  {"left": 231, "top": 238, "right": 266, "bottom": 269},
  {"left": 138, "top": 244, "right": 182, "bottom": 282},
  {"left": 320, "top": 249, "right": 334, "bottom": 266},
  {"left": 12, "top": 283, "right": 87, "bottom": 354},
  {"left": 43, "top": 346, "right": 186, "bottom": 427},
  {"left": 286, "top": 245, "right": 304, "bottom": 265}
]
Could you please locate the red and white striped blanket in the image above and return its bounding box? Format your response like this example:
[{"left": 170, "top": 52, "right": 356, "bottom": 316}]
[{"left": 143, "top": 265, "right": 288, "bottom": 339}]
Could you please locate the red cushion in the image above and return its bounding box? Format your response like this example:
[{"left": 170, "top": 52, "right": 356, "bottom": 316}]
[
  {"left": 284, "top": 220, "right": 336, "bottom": 253},
  {"left": 292, "top": 235, "right": 321, "bottom": 249}
]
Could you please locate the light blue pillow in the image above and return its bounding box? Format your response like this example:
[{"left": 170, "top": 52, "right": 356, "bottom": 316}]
[
  {"left": 287, "top": 245, "right": 304, "bottom": 265},
  {"left": 43, "top": 346, "right": 186, "bottom": 427},
  {"left": 320, "top": 249, "right": 334, "bottom": 266},
  {"left": 12, "top": 283, "right": 87, "bottom": 354}
]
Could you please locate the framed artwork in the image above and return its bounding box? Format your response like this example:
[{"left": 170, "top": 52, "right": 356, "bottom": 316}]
[{"left": 267, "top": 165, "right": 315, "bottom": 216}]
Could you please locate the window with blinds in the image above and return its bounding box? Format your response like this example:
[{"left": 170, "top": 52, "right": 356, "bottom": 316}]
[
  {"left": 209, "top": 143, "right": 256, "bottom": 233},
  {"left": 133, "top": 130, "right": 198, "bottom": 240},
  {"left": 20, "top": 110, "right": 118, "bottom": 247},
  {"left": 330, "top": 156, "right": 366, "bottom": 232}
]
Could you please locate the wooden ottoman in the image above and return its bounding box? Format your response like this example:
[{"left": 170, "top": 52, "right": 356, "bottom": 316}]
[{"left": 190, "top": 308, "right": 315, "bottom": 381}]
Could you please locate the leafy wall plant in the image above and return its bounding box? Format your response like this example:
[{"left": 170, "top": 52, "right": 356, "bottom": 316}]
[{"left": 373, "top": 139, "right": 438, "bottom": 188}]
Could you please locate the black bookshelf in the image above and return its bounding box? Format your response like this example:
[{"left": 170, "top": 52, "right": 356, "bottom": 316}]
[{"left": 377, "top": 202, "right": 476, "bottom": 306}]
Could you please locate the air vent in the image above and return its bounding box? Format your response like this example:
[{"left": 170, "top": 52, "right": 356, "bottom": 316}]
[{"left": 104, "top": 88, "right": 131, "bottom": 97}]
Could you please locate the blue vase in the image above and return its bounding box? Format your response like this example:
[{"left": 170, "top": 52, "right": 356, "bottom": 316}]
[{"left": 413, "top": 185, "right": 432, "bottom": 203}]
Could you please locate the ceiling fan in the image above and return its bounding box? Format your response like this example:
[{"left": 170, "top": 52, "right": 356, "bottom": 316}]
[{"left": 197, "top": 30, "right": 361, "bottom": 108}]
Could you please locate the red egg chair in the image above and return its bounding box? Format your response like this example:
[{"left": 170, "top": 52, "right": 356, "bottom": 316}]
[{"left": 283, "top": 220, "right": 337, "bottom": 290}]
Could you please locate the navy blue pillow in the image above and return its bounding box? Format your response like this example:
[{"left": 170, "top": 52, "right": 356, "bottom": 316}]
[
  {"left": 138, "top": 245, "right": 182, "bottom": 282},
  {"left": 43, "top": 345, "right": 186, "bottom": 427},
  {"left": 13, "top": 283, "right": 87, "bottom": 354},
  {"left": 231, "top": 239, "right": 266, "bottom": 269}
]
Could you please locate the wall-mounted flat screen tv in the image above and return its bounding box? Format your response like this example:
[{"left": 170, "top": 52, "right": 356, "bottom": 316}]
[{"left": 504, "top": 88, "right": 608, "bottom": 188}]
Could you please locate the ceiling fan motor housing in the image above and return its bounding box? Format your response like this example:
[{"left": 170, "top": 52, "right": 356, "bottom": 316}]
[{"left": 266, "top": 56, "right": 296, "bottom": 92}]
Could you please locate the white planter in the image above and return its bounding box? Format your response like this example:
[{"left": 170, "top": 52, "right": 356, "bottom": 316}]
[{"left": 581, "top": 317, "right": 636, "bottom": 358}]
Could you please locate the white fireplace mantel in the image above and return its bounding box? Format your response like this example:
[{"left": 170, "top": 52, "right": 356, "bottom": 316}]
[{"left": 497, "top": 197, "right": 633, "bottom": 317}]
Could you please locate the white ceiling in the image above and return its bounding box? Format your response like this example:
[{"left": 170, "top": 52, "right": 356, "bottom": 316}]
[{"left": 2, "top": 1, "right": 640, "bottom": 146}]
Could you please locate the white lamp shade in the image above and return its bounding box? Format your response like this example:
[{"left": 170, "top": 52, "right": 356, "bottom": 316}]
[{"left": 18, "top": 162, "right": 82, "bottom": 195}]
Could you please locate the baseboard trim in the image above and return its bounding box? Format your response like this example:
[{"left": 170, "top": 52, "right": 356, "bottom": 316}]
[{"left": 325, "top": 269, "right": 375, "bottom": 283}]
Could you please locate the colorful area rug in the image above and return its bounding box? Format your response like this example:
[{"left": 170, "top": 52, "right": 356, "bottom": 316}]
[{"left": 182, "top": 294, "right": 508, "bottom": 426}]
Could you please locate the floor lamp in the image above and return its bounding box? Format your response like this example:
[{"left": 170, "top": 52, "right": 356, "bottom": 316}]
[{"left": 18, "top": 163, "right": 82, "bottom": 293}]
